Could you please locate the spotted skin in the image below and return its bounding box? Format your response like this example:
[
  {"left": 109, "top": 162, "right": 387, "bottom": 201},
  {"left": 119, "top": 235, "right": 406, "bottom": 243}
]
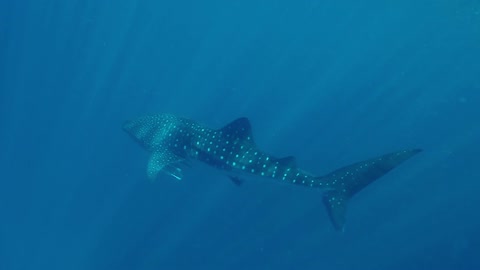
[{"left": 123, "top": 113, "right": 421, "bottom": 231}]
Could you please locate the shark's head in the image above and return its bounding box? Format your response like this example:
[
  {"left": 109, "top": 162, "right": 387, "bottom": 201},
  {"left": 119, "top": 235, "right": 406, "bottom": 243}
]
[{"left": 123, "top": 114, "right": 182, "bottom": 151}]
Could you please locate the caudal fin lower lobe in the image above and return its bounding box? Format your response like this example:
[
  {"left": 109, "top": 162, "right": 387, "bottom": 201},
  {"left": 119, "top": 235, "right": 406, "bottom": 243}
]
[{"left": 320, "top": 149, "right": 421, "bottom": 231}]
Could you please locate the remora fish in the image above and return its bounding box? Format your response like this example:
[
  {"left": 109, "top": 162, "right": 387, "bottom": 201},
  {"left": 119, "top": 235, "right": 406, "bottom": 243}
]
[{"left": 123, "top": 114, "right": 421, "bottom": 231}]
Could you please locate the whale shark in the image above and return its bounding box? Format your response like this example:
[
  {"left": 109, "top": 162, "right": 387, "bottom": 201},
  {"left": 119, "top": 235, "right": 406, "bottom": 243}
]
[{"left": 123, "top": 113, "right": 421, "bottom": 231}]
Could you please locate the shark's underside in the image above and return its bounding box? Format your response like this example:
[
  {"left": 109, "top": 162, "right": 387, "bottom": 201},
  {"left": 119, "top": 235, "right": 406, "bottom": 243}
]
[{"left": 123, "top": 114, "right": 421, "bottom": 231}]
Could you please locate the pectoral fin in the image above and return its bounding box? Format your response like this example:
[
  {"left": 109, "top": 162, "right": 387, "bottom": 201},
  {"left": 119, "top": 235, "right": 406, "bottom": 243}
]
[{"left": 147, "top": 149, "right": 185, "bottom": 181}]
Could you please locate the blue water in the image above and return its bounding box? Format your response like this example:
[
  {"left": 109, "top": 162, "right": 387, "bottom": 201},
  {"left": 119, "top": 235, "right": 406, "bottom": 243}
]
[{"left": 1, "top": 0, "right": 479, "bottom": 269}]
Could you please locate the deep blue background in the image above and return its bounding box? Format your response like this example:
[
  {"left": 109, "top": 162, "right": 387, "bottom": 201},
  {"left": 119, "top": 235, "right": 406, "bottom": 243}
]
[{"left": 1, "top": 0, "right": 479, "bottom": 269}]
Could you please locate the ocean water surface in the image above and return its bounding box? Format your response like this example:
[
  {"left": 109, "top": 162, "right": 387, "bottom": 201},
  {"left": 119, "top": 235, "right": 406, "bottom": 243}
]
[{"left": 1, "top": 0, "right": 479, "bottom": 269}]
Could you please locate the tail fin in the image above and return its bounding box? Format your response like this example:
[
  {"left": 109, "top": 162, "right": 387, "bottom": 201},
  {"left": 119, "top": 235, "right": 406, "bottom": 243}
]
[{"left": 320, "top": 149, "right": 421, "bottom": 231}]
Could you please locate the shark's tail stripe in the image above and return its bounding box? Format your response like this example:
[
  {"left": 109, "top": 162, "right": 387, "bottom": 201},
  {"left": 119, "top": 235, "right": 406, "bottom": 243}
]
[{"left": 319, "top": 149, "right": 421, "bottom": 231}]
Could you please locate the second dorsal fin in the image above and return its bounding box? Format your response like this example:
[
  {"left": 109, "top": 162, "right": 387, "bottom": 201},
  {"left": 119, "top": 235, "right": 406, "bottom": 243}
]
[{"left": 275, "top": 156, "right": 297, "bottom": 167}]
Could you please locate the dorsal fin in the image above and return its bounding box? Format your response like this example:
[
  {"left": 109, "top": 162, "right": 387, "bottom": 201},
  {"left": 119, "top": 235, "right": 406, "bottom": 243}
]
[
  {"left": 219, "top": 117, "right": 255, "bottom": 142},
  {"left": 275, "top": 156, "right": 297, "bottom": 167}
]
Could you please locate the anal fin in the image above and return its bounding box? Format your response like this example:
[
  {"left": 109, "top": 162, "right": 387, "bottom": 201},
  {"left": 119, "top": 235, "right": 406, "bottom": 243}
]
[{"left": 228, "top": 176, "right": 244, "bottom": 186}]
